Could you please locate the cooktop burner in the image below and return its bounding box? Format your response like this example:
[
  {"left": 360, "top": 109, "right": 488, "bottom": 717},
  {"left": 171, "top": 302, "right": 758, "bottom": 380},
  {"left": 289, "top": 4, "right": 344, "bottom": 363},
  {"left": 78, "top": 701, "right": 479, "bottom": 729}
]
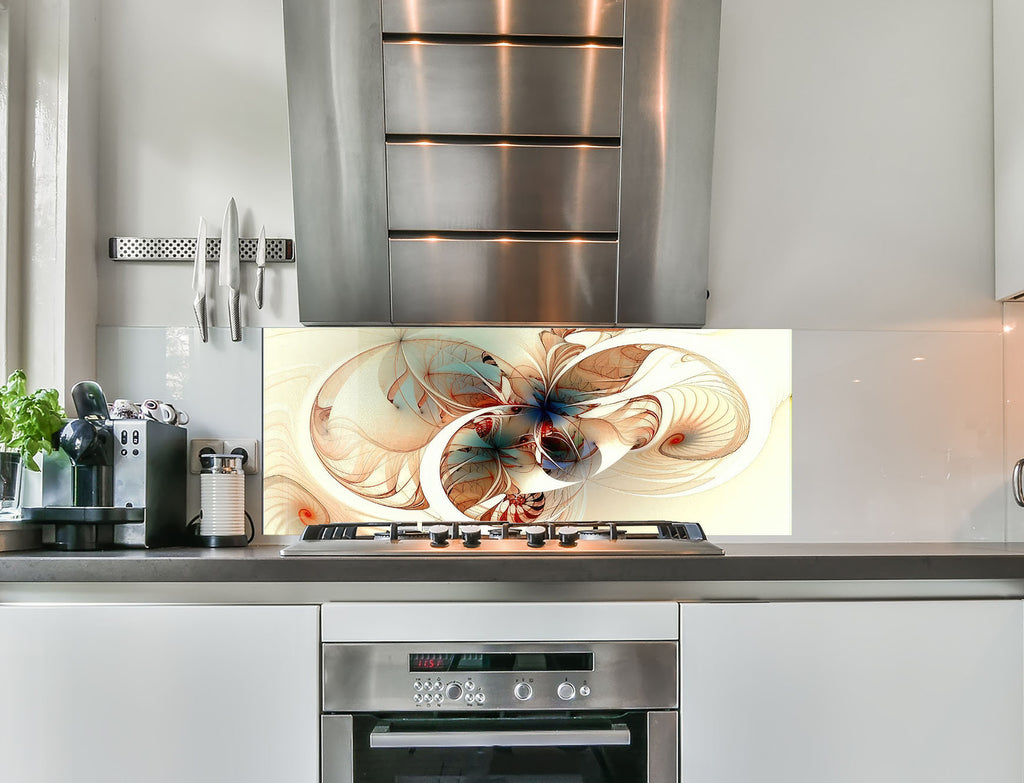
[{"left": 279, "top": 520, "right": 724, "bottom": 557}]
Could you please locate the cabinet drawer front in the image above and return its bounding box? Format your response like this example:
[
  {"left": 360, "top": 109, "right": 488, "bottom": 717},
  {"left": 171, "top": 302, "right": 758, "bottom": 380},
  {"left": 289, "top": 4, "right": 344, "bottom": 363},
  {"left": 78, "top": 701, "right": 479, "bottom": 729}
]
[
  {"left": 382, "top": 0, "right": 625, "bottom": 37},
  {"left": 390, "top": 238, "right": 617, "bottom": 323},
  {"left": 386, "top": 143, "right": 621, "bottom": 232},
  {"left": 384, "top": 42, "right": 623, "bottom": 137}
]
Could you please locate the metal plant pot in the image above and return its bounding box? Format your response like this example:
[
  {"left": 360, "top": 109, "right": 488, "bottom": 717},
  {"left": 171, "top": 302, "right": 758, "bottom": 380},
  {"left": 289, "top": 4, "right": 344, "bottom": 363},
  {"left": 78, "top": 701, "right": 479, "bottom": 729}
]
[{"left": 0, "top": 451, "right": 23, "bottom": 517}]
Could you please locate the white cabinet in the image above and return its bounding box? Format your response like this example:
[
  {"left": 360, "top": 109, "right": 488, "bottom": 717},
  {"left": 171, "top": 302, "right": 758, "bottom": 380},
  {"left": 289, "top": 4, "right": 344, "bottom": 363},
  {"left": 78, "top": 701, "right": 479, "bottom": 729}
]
[
  {"left": 996, "top": 0, "right": 1024, "bottom": 299},
  {"left": 0, "top": 604, "right": 319, "bottom": 783},
  {"left": 680, "top": 601, "right": 1023, "bottom": 783}
]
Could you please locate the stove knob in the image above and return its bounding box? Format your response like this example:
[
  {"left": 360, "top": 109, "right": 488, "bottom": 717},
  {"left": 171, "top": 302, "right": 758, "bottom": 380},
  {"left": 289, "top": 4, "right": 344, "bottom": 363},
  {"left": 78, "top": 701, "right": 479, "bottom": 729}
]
[
  {"left": 461, "top": 525, "right": 482, "bottom": 548},
  {"left": 557, "top": 526, "right": 579, "bottom": 547},
  {"left": 445, "top": 682, "right": 463, "bottom": 701},
  {"left": 556, "top": 682, "right": 576, "bottom": 701},
  {"left": 428, "top": 524, "right": 450, "bottom": 547},
  {"left": 525, "top": 525, "right": 547, "bottom": 548},
  {"left": 514, "top": 682, "right": 533, "bottom": 701}
]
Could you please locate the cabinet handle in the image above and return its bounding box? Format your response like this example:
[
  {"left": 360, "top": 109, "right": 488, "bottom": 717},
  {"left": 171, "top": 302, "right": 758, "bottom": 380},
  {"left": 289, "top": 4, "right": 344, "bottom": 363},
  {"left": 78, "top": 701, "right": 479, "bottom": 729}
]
[{"left": 1013, "top": 458, "right": 1024, "bottom": 507}]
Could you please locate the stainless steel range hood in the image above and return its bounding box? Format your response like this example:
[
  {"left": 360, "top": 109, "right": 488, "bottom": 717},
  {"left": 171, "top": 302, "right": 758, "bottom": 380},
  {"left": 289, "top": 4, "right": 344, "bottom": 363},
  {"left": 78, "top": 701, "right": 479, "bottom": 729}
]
[{"left": 283, "top": 0, "right": 721, "bottom": 326}]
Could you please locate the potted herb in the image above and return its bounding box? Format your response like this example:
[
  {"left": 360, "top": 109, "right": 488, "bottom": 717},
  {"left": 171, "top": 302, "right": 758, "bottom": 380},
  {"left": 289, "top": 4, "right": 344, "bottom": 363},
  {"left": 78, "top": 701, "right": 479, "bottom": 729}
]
[{"left": 0, "top": 370, "right": 65, "bottom": 514}]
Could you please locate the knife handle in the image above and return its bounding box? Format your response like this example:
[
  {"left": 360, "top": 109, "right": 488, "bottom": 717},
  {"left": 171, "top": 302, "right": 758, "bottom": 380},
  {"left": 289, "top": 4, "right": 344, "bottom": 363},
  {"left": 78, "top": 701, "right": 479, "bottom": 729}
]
[
  {"left": 255, "top": 267, "right": 265, "bottom": 310},
  {"left": 193, "top": 294, "right": 209, "bottom": 343},
  {"left": 228, "top": 289, "right": 241, "bottom": 342}
]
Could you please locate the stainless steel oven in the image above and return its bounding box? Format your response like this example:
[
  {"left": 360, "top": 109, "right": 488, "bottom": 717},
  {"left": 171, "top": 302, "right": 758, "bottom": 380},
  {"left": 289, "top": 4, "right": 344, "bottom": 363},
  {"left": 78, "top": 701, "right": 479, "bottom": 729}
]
[{"left": 321, "top": 640, "right": 678, "bottom": 783}]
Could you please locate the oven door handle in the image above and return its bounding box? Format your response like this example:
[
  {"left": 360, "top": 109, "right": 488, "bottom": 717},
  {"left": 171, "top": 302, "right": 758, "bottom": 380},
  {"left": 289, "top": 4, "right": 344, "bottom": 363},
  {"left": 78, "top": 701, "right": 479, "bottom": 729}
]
[{"left": 369, "top": 723, "right": 632, "bottom": 749}]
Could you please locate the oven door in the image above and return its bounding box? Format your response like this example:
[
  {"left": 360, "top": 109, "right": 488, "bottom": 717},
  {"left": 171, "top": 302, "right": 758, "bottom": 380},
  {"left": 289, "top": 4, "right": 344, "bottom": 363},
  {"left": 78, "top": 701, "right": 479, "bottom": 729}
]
[{"left": 323, "top": 711, "right": 677, "bottom": 783}]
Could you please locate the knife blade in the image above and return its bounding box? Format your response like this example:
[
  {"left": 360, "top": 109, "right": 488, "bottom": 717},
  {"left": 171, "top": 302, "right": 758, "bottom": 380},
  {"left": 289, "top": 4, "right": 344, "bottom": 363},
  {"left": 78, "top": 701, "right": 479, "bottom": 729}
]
[
  {"left": 191, "top": 216, "right": 209, "bottom": 342},
  {"left": 254, "top": 224, "right": 266, "bottom": 310},
  {"left": 219, "top": 197, "right": 241, "bottom": 342}
]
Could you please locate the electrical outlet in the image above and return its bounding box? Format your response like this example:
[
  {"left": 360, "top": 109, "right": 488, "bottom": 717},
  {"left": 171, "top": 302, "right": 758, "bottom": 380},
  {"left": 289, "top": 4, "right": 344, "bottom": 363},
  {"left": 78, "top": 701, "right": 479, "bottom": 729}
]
[
  {"left": 189, "top": 439, "right": 224, "bottom": 474},
  {"left": 223, "top": 438, "right": 260, "bottom": 475}
]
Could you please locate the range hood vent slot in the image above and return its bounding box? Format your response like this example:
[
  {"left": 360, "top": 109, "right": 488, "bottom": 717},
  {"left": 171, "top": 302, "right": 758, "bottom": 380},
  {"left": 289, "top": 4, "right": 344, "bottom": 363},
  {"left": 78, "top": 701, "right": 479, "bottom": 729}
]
[
  {"left": 380, "top": 0, "right": 627, "bottom": 38},
  {"left": 381, "top": 33, "right": 625, "bottom": 46}
]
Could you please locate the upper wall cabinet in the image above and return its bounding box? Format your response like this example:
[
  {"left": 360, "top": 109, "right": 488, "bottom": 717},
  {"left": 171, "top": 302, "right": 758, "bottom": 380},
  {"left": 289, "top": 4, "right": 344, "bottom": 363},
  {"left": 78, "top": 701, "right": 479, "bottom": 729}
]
[
  {"left": 996, "top": 0, "right": 1024, "bottom": 300},
  {"left": 283, "top": 0, "right": 721, "bottom": 326}
]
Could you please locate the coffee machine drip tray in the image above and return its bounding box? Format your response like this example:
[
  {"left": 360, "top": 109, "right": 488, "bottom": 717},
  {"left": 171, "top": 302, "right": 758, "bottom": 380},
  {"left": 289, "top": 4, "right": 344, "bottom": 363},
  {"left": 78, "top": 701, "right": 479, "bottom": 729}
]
[{"left": 20, "top": 506, "right": 145, "bottom": 551}]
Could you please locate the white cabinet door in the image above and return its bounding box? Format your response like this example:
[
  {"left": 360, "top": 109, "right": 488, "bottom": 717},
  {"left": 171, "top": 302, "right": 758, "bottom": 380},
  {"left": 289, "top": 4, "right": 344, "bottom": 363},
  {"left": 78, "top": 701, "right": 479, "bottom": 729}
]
[
  {"left": 680, "top": 601, "right": 1023, "bottom": 783},
  {"left": 996, "top": 0, "right": 1024, "bottom": 299},
  {"left": 0, "top": 604, "right": 319, "bottom": 783}
]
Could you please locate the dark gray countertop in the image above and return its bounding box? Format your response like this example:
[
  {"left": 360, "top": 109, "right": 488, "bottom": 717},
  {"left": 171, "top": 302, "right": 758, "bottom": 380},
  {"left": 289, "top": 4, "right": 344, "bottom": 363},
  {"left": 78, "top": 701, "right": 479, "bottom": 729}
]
[{"left": 3, "top": 542, "right": 1024, "bottom": 583}]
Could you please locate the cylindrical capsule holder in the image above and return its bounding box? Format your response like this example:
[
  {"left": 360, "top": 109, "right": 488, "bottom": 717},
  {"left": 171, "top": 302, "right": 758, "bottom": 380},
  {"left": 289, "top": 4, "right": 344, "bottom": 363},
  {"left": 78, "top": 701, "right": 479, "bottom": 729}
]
[{"left": 198, "top": 453, "right": 248, "bottom": 547}]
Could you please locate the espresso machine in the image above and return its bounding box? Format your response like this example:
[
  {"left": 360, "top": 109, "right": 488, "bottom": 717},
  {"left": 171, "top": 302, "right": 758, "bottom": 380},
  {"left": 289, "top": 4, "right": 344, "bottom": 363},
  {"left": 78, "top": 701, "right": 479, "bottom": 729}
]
[{"left": 22, "top": 381, "right": 187, "bottom": 550}]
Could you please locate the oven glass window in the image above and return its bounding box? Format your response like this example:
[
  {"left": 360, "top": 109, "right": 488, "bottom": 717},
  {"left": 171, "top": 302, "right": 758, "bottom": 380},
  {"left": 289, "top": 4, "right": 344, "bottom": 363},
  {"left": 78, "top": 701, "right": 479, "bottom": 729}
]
[{"left": 348, "top": 713, "right": 648, "bottom": 783}]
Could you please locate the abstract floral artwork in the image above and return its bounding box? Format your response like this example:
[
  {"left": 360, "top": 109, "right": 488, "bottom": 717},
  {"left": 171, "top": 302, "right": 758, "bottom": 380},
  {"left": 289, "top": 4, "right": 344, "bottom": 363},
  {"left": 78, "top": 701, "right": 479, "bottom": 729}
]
[{"left": 263, "top": 328, "right": 791, "bottom": 535}]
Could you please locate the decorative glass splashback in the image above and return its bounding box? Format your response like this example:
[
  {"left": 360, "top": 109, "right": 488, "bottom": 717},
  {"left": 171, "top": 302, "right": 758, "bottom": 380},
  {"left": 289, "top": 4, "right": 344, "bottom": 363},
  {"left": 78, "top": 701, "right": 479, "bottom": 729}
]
[{"left": 263, "top": 328, "right": 791, "bottom": 535}]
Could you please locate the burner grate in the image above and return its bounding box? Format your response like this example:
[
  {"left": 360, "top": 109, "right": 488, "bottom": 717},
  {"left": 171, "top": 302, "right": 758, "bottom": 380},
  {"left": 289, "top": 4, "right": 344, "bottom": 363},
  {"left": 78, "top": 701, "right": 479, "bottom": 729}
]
[{"left": 298, "top": 520, "right": 712, "bottom": 543}]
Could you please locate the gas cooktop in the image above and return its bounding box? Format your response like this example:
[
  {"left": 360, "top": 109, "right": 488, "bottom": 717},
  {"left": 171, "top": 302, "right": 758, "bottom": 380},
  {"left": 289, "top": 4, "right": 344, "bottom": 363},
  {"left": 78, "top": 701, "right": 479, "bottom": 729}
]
[{"left": 280, "top": 521, "right": 723, "bottom": 557}]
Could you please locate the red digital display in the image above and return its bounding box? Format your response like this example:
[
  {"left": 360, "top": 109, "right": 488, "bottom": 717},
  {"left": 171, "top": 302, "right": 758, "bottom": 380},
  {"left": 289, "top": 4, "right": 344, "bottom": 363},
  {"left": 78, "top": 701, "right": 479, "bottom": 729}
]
[{"left": 410, "top": 654, "right": 455, "bottom": 672}]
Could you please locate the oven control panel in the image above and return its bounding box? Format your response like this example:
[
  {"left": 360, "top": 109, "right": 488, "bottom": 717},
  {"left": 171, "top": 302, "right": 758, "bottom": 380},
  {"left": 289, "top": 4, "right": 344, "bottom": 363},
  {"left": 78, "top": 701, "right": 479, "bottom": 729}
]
[
  {"left": 409, "top": 674, "right": 592, "bottom": 708},
  {"left": 412, "top": 676, "right": 494, "bottom": 707},
  {"left": 322, "top": 641, "right": 678, "bottom": 713}
]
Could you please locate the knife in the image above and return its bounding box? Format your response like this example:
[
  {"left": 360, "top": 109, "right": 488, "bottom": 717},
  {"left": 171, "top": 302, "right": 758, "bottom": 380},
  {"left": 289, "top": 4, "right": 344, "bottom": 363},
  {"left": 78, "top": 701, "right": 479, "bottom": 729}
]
[
  {"left": 191, "top": 216, "right": 209, "bottom": 342},
  {"left": 219, "top": 197, "right": 241, "bottom": 342},
  {"left": 254, "top": 224, "right": 266, "bottom": 310}
]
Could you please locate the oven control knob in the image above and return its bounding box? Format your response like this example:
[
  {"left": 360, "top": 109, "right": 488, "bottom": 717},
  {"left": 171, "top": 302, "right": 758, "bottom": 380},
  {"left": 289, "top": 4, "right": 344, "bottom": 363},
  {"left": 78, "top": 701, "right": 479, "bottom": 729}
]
[
  {"left": 514, "top": 682, "right": 533, "bottom": 701},
  {"left": 579, "top": 685, "right": 591, "bottom": 697},
  {"left": 428, "top": 524, "right": 450, "bottom": 547},
  {"left": 557, "top": 526, "right": 579, "bottom": 547},
  {"left": 445, "top": 682, "right": 464, "bottom": 701},
  {"left": 461, "top": 525, "right": 482, "bottom": 548},
  {"left": 556, "top": 682, "right": 576, "bottom": 701},
  {"left": 525, "top": 525, "right": 547, "bottom": 548}
]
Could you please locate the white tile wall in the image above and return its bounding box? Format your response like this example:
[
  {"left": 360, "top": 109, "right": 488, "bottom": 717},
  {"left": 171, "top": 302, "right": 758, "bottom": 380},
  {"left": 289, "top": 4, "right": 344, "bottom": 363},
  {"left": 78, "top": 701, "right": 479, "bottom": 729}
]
[
  {"left": 1003, "top": 303, "right": 1024, "bottom": 540},
  {"left": 789, "top": 330, "right": 1004, "bottom": 542}
]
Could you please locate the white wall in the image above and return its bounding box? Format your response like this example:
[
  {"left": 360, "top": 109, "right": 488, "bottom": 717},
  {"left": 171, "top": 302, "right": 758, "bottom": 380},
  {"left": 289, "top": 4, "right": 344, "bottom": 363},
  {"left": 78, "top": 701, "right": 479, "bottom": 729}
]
[
  {"left": 96, "top": 0, "right": 297, "bottom": 328},
  {"left": 90, "top": 0, "right": 1007, "bottom": 541}
]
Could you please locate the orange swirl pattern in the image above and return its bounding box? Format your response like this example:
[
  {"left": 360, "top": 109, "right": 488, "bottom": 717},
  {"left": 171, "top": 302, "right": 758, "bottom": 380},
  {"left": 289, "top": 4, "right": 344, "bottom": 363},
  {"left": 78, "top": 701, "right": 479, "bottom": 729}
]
[{"left": 297, "top": 328, "right": 753, "bottom": 524}]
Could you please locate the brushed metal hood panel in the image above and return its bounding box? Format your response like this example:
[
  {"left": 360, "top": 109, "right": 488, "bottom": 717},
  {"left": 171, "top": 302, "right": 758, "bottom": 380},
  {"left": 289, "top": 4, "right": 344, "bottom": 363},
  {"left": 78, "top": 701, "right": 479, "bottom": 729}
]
[{"left": 284, "top": 0, "right": 720, "bottom": 326}]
